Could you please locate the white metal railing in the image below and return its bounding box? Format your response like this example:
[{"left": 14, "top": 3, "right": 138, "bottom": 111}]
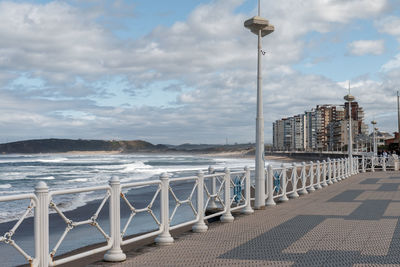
[{"left": 1, "top": 155, "right": 398, "bottom": 266}]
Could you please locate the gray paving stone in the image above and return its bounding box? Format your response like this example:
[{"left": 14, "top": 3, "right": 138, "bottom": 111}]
[
  {"left": 346, "top": 200, "right": 391, "bottom": 220},
  {"left": 328, "top": 190, "right": 364, "bottom": 202},
  {"left": 360, "top": 178, "right": 381, "bottom": 184},
  {"left": 88, "top": 171, "right": 400, "bottom": 267}
]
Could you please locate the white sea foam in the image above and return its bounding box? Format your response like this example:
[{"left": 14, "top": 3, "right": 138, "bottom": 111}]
[
  {"left": 68, "top": 178, "right": 89, "bottom": 183},
  {"left": 121, "top": 161, "right": 152, "bottom": 173},
  {"left": 32, "top": 176, "right": 55, "bottom": 180},
  {"left": 0, "top": 184, "right": 11, "bottom": 189},
  {"left": 37, "top": 157, "right": 68, "bottom": 163}
]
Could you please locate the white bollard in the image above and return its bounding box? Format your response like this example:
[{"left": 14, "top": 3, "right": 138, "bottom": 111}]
[
  {"left": 104, "top": 177, "right": 126, "bottom": 261},
  {"left": 220, "top": 168, "right": 234, "bottom": 223},
  {"left": 242, "top": 166, "right": 254, "bottom": 214},
  {"left": 266, "top": 165, "right": 276, "bottom": 206},
  {"left": 192, "top": 170, "right": 208, "bottom": 233},
  {"left": 35, "top": 182, "right": 49, "bottom": 267},
  {"left": 155, "top": 173, "right": 174, "bottom": 245},
  {"left": 279, "top": 164, "right": 289, "bottom": 202}
]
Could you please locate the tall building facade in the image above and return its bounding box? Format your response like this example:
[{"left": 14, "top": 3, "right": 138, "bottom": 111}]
[{"left": 273, "top": 102, "right": 367, "bottom": 151}]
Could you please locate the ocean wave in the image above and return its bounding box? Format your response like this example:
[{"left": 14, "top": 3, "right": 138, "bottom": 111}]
[
  {"left": 121, "top": 161, "right": 152, "bottom": 173},
  {"left": 67, "top": 178, "right": 89, "bottom": 183},
  {"left": 36, "top": 157, "right": 69, "bottom": 163},
  {"left": 0, "top": 184, "right": 11, "bottom": 189}
]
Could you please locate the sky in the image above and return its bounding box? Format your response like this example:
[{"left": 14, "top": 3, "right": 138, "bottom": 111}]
[{"left": 1, "top": 0, "right": 400, "bottom": 145}]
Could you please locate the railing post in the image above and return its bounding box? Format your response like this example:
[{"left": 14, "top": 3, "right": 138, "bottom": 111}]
[
  {"left": 383, "top": 157, "right": 387, "bottom": 172},
  {"left": 299, "top": 162, "right": 308, "bottom": 195},
  {"left": 395, "top": 158, "right": 400, "bottom": 171},
  {"left": 155, "top": 173, "right": 174, "bottom": 245},
  {"left": 354, "top": 157, "right": 358, "bottom": 174},
  {"left": 242, "top": 166, "right": 254, "bottom": 214},
  {"left": 207, "top": 166, "right": 218, "bottom": 210},
  {"left": 371, "top": 157, "right": 375, "bottom": 172},
  {"left": 35, "top": 182, "right": 49, "bottom": 267},
  {"left": 315, "top": 160, "right": 322, "bottom": 189},
  {"left": 343, "top": 158, "right": 348, "bottom": 179},
  {"left": 290, "top": 163, "right": 299, "bottom": 198},
  {"left": 279, "top": 164, "right": 289, "bottom": 202},
  {"left": 104, "top": 177, "right": 126, "bottom": 261},
  {"left": 332, "top": 159, "right": 337, "bottom": 183},
  {"left": 308, "top": 161, "right": 315, "bottom": 192},
  {"left": 362, "top": 155, "right": 366, "bottom": 173},
  {"left": 321, "top": 160, "right": 328, "bottom": 187},
  {"left": 338, "top": 159, "right": 343, "bottom": 180},
  {"left": 192, "top": 170, "right": 208, "bottom": 233},
  {"left": 327, "top": 158, "right": 333, "bottom": 185},
  {"left": 266, "top": 164, "right": 276, "bottom": 206},
  {"left": 220, "top": 168, "right": 234, "bottom": 223}
]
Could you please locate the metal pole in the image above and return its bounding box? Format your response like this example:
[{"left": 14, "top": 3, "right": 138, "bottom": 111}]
[
  {"left": 254, "top": 24, "right": 265, "bottom": 209},
  {"left": 397, "top": 90, "right": 400, "bottom": 147},
  {"left": 373, "top": 127, "right": 377, "bottom": 156},
  {"left": 347, "top": 94, "right": 353, "bottom": 172}
]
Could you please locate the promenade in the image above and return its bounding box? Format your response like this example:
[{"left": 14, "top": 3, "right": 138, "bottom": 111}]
[{"left": 89, "top": 171, "right": 400, "bottom": 266}]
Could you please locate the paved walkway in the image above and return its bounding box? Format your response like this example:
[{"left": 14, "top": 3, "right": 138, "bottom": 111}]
[{"left": 89, "top": 171, "right": 400, "bottom": 266}]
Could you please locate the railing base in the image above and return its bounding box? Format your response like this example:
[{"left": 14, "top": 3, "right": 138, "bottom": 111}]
[
  {"left": 103, "top": 249, "right": 126, "bottom": 262},
  {"left": 155, "top": 234, "right": 174, "bottom": 246},
  {"left": 192, "top": 222, "right": 208, "bottom": 233},
  {"left": 220, "top": 213, "right": 234, "bottom": 223},
  {"left": 279, "top": 195, "right": 289, "bottom": 202},
  {"left": 241, "top": 206, "right": 254, "bottom": 215}
]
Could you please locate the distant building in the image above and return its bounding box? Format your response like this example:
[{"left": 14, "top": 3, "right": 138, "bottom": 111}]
[{"left": 273, "top": 101, "right": 367, "bottom": 152}]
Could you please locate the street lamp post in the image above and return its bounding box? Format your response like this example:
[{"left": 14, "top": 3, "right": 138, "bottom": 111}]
[
  {"left": 244, "top": 0, "right": 274, "bottom": 209},
  {"left": 371, "top": 120, "right": 377, "bottom": 156},
  {"left": 344, "top": 91, "right": 355, "bottom": 173}
]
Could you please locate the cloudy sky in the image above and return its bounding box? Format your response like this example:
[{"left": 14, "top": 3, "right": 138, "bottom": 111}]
[{"left": 1, "top": 0, "right": 400, "bottom": 145}]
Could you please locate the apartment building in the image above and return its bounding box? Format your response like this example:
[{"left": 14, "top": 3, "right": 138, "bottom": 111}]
[{"left": 273, "top": 101, "right": 367, "bottom": 151}]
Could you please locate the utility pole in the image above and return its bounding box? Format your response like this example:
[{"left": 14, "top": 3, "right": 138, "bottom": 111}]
[{"left": 397, "top": 91, "right": 400, "bottom": 149}]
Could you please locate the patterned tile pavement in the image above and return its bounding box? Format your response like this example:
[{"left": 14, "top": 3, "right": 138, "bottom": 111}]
[{"left": 89, "top": 171, "right": 400, "bottom": 267}]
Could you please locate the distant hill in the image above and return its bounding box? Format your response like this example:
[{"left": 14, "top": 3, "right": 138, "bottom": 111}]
[
  {"left": 0, "top": 138, "right": 260, "bottom": 154},
  {"left": 0, "top": 139, "right": 168, "bottom": 154}
]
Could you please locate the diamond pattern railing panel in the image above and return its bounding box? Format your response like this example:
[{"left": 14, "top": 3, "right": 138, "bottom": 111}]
[
  {"left": 120, "top": 184, "right": 161, "bottom": 238},
  {"left": 0, "top": 195, "right": 37, "bottom": 266},
  {"left": 168, "top": 178, "right": 198, "bottom": 225},
  {"left": 49, "top": 189, "right": 110, "bottom": 261}
]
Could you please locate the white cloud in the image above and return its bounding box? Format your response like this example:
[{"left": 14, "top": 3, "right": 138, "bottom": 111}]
[
  {"left": 375, "top": 15, "right": 400, "bottom": 36},
  {"left": 348, "top": 40, "right": 385, "bottom": 56},
  {"left": 0, "top": 0, "right": 397, "bottom": 144}
]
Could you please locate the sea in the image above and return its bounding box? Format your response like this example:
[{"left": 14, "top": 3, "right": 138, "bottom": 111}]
[{"left": 0, "top": 153, "right": 281, "bottom": 266}]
